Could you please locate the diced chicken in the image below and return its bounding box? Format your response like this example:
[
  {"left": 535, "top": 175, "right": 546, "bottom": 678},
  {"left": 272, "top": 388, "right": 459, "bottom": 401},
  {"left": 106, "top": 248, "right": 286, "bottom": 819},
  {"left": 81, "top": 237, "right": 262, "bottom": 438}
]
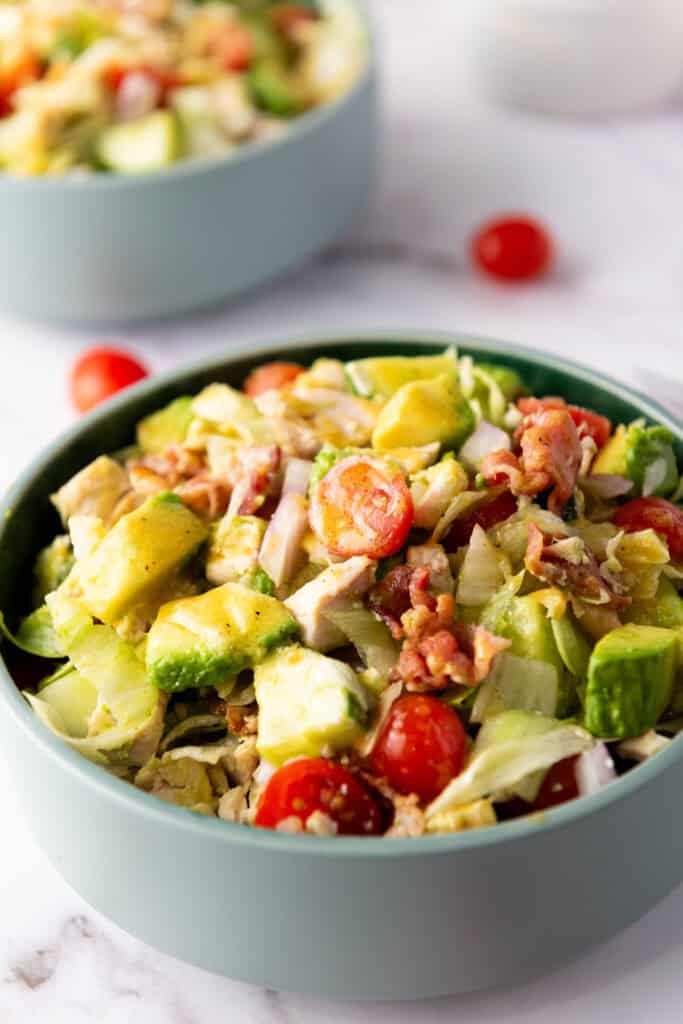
[
  {"left": 218, "top": 785, "right": 248, "bottom": 823},
  {"left": 284, "top": 556, "right": 377, "bottom": 651},
  {"left": 52, "top": 455, "right": 133, "bottom": 526},
  {"left": 406, "top": 544, "right": 454, "bottom": 594}
]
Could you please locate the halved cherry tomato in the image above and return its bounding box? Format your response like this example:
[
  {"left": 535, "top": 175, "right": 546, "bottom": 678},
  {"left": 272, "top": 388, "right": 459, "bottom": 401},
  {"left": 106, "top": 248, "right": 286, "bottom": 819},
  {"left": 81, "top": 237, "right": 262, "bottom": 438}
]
[
  {"left": 310, "top": 455, "right": 414, "bottom": 559},
  {"left": 208, "top": 23, "right": 254, "bottom": 72},
  {"left": 369, "top": 695, "right": 467, "bottom": 803},
  {"left": 444, "top": 490, "right": 518, "bottom": 550},
  {"left": 518, "top": 396, "right": 612, "bottom": 448},
  {"left": 255, "top": 757, "right": 383, "bottom": 835},
  {"left": 0, "top": 54, "right": 42, "bottom": 118},
  {"left": 244, "top": 361, "right": 304, "bottom": 397},
  {"left": 70, "top": 347, "right": 149, "bottom": 414},
  {"left": 532, "top": 756, "right": 580, "bottom": 811},
  {"left": 103, "top": 65, "right": 181, "bottom": 105},
  {"left": 471, "top": 215, "right": 554, "bottom": 282},
  {"left": 614, "top": 497, "right": 683, "bottom": 562}
]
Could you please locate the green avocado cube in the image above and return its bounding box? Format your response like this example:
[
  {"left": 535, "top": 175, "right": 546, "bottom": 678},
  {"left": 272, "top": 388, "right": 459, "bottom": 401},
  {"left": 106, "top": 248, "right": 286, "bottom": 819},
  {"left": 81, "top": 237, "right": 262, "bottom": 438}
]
[
  {"left": 592, "top": 422, "right": 678, "bottom": 497},
  {"left": 372, "top": 373, "right": 474, "bottom": 451},
  {"left": 146, "top": 582, "right": 298, "bottom": 692},
  {"left": 345, "top": 349, "right": 458, "bottom": 399},
  {"left": 137, "top": 397, "right": 194, "bottom": 455},
  {"left": 585, "top": 624, "right": 676, "bottom": 738},
  {"left": 248, "top": 60, "right": 304, "bottom": 117},
  {"left": 75, "top": 493, "right": 207, "bottom": 624},
  {"left": 622, "top": 576, "right": 683, "bottom": 630}
]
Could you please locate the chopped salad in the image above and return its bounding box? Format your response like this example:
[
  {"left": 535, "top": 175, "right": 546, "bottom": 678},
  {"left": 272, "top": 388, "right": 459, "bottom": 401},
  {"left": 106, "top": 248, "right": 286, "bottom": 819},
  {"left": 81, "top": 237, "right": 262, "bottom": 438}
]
[
  {"left": 4, "top": 347, "right": 683, "bottom": 838},
  {"left": 0, "top": 0, "right": 364, "bottom": 176}
]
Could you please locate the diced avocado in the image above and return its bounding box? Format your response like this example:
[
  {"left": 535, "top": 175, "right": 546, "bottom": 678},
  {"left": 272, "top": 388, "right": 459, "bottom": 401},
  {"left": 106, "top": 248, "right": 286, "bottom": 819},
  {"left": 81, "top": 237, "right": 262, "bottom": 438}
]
[
  {"left": 192, "top": 383, "right": 274, "bottom": 444},
  {"left": 345, "top": 348, "right": 458, "bottom": 399},
  {"left": 475, "top": 363, "right": 524, "bottom": 402},
  {"left": 551, "top": 611, "right": 591, "bottom": 681},
  {"left": 241, "top": 13, "right": 288, "bottom": 63},
  {"left": 33, "top": 535, "right": 74, "bottom": 606},
  {"left": 592, "top": 422, "right": 678, "bottom": 497},
  {"left": 146, "top": 582, "right": 298, "bottom": 692},
  {"left": 206, "top": 514, "right": 267, "bottom": 586},
  {"left": 74, "top": 493, "right": 208, "bottom": 624},
  {"left": 372, "top": 373, "right": 474, "bottom": 451},
  {"left": 137, "top": 397, "right": 194, "bottom": 455},
  {"left": 585, "top": 624, "right": 677, "bottom": 738},
  {"left": 254, "top": 644, "right": 369, "bottom": 765},
  {"left": 623, "top": 576, "right": 683, "bottom": 629},
  {"left": 96, "top": 111, "right": 182, "bottom": 174},
  {"left": 248, "top": 60, "right": 304, "bottom": 117},
  {"left": 478, "top": 590, "right": 576, "bottom": 716}
]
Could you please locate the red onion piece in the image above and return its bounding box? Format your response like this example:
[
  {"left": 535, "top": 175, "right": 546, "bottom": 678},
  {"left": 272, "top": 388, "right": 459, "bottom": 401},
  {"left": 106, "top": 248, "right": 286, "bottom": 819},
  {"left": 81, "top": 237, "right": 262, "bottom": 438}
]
[
  {"left": 258, "top": 492, "right": 309, "bottom": 587},
  {"left": 282, "top": 457, "right": 313, "bottom": 496}
]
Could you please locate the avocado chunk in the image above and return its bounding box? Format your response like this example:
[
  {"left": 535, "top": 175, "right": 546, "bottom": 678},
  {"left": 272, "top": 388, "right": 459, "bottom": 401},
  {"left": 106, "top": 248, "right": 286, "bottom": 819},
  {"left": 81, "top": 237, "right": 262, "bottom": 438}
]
[
  {"left": 474, "top": 363, "right": 524, "bottom": 402},
  {"left": 592, "top": 422, "right": 678, "bottom": 497},
  {"left": 146, "top": 582, "right": 298, "bottom": 692},
  {"left": 96, "top": 111, "right": 182, "bottom": 174},
  {"left": 255, "top": 645, "right": 369, "bottom": 764},
  {"left": 206, "top": 514, "right": 267, "bottom": 586},
  {"left": 248, "top": 60, "right": 304, "bottom": 117},
  {"left": 74, "top": 493, "right": 207, "bottom": 624},
  {"left": 345, "top": 348, "right": 458, "bottom": 399},
  {"left": 585, "top": 624, "right": 676, "bottom": 738},
  {"left": 372, "top": 373, "right": 474, "bottom": 451},
  {"left": 137, "top": 397, "right": 194, "bottom": 455},
  {"left": 622, "top": 576, "right": 683, "bottom": 629}
]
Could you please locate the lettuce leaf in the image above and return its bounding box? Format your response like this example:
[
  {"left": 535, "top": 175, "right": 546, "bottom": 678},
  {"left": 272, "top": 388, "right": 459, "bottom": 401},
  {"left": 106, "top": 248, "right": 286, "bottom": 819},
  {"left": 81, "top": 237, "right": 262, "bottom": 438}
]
[{"left": 0, "top": 606, "right": 64, "bottom": 659}]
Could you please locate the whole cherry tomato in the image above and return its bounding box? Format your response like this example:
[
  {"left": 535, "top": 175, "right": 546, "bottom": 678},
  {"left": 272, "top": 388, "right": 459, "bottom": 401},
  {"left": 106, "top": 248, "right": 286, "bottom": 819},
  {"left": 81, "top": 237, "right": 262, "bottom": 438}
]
[
  {"left": 310, "top": 455, "right": 414, "bottom": 559},
  {"left": 518, "top": 397, "right": 612, "bottom": 448},
  {"left": 471, "top": 215, "right": 554, "bottom": 282},
  {"left": 445, "top": 490, "right": 518, "bottom": 550},
  {"left": 70, "top": 347, "right": 149, "bottom": 413},
  {"left": 255, "top": 757, "right": 383, "bottom": 835},
  {"left": 244, "top": 361, "right": 304, "bottom": 397},
  {"left": 614, "top": 497, "right": 683, "bottom": 562},
  {"left": 532, "top": 756, "right": 580, "bottom": 811},
  {"left": 369, "top": 694, "right": 467, "bottom": 803}
]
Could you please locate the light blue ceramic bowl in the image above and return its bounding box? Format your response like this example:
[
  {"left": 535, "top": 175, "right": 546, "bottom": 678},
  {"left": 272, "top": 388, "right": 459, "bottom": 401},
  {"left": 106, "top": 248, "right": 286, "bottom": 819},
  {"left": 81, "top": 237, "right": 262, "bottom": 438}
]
[
  {"left": 1, "top": 332, "right": 682, "bottom": 1001},
  {"left": 0, "top": 7, "right": 376, "bottom": 325}
]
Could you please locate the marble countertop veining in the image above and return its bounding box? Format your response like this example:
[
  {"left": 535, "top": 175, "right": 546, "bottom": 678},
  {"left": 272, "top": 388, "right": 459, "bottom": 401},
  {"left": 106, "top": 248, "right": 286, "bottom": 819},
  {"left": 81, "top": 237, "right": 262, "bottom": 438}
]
[{"left": 3, "top": 0, "right": 683, "bottom": 1019}]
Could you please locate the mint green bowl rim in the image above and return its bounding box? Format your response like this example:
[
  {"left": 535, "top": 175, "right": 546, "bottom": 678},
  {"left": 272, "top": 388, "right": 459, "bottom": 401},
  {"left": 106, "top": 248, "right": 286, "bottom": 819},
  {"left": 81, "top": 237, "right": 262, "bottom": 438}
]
[
  {"left": 0, "top": 0, "right": 374, "bottom": 192},
  {"left": 1, "top": 329, "right": 681, "bottom": 859}
]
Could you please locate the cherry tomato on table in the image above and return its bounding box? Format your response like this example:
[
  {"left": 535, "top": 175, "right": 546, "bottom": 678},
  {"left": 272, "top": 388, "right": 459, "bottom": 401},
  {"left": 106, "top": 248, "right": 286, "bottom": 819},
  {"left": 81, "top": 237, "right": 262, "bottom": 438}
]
[
  {"left": 517, "top": 397, "right": 612, "bottom": 448},
  {"left": 614, "top": 497, "right": 683, "bottom": 562},
  {"left": 310, "top": 455, "right": 414, "bottom": 559},
  {"left": 369, "top": 694, "right": 468, "bottom": 804},
  {"left": 471, "top": 215, "right": 554, "bottom": 282},
  {"left": 244, "top": 361, "right": 304, "bottom": 397},
  {"left": 255, "top": 757, "right": 383, "bottom": 835},
  {"left": 70, "top": 347, "right": 149, "bottom": 414}
]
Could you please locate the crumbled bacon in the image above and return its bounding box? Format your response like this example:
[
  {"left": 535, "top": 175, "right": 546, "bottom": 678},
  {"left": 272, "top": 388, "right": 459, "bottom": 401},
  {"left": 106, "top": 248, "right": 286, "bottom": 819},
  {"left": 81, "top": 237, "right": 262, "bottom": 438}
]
[
  {"left": 368, "top": 565, "right": 419, "bottom": 639},
  {"left": 226, "top": 705, "right": 258, "bottom": 737},
  {"left": 481, "top": 408, "right": 582, "bottom": 515},
  {"left": 175, "top": 474, "right": 231, "bottom": 520},
  {"left": 395, "top": 591, "right": 510, "bottom": 692},
  {"left": 230, "top": 445, "right": 281, "bottom": 515},
  {"left": 525, "top": 522, "right": 630, "bottom": 610}
]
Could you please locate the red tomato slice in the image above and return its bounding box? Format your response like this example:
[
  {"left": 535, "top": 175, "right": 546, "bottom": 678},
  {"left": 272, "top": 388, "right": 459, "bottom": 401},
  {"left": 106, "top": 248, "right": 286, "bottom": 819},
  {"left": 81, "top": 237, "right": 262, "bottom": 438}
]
[
  {"left": 532, "top": 756, "right": 580, "bottom": 811},
  {"left": 518, "top": 396, "right": 612, "bottom": 448},
  {"left": 254, "top": 758, "right": 383, "bottom": 835},
  {"left": 243, "top": 362, "right": 304, "bottom": 397},
  {"left": 310, "top": 455, "right": 414, "bottom": 559},
  {"left": 471, "top": 215, "right": 554, "bottom": 282},
  {"left": 70, "top": 347, "right": 149, "bottom": 413},
  {"left": 444, "top": 490, "right": 518, "bottom": 550},
  {"left": 369, "top": 694, "right": 467, "bottom": 803},
  {"left": 614, "top": 497, "right": 683, "bottom": 562}
]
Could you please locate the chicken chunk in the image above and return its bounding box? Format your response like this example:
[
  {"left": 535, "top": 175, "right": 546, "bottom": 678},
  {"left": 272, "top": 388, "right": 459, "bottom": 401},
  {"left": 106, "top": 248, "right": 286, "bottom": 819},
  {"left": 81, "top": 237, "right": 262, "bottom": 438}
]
[
  {"left": 284, "top": 555, "right": 377, "bottom": 650},
  {"left": 51, "top": 455, "right": 134, "bottom": 527}
]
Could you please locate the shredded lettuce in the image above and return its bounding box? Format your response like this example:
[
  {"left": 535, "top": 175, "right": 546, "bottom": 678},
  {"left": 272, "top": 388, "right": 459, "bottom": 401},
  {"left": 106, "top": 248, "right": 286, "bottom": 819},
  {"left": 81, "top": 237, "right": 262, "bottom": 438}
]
[
  {"left": 456, "top": 524, "right": 509, "bottom": 606},
  {"left": 426, "top": 710, "right": 594, "bottom": 818},
  {"left": 0, "top": 606, "right": 64, "bottom": 659},
  {"left": 326, "top": 603, "right": 399, "bottom": 692},
  {"left": 471, "top": 653, "right": 558, "bottom": 724}
]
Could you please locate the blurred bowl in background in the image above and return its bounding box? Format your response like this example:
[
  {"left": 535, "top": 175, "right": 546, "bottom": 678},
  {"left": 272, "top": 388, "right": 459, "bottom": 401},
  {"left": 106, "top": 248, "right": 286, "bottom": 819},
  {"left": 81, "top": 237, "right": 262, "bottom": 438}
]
[
  {"left": 466, "top": 0, "right": 683, "bottom": 116},
  {"left": 0, "top": 0, "right": 375, "bottom": 326}
]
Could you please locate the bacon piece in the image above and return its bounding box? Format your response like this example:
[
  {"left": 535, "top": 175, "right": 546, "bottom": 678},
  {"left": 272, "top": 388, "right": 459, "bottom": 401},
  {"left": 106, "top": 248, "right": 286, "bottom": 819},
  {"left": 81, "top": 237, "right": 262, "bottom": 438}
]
[
  {"left": 230, "top": 445, "right": 281, "bottom": 515},
  {"left": 481, "top": 408, "right": 582, "bottom": 515},
  {"left": 368, "top": 565, "right": 418, "bottom": 639},
  {"left": 175, "top": 474, "right": 231, "bottom": 520},
  {"left": 525, "top": 523, "right": 630, "bottom": 610},
  {"left": 394, "top": 591, "right": 510, "bottom": 692}
]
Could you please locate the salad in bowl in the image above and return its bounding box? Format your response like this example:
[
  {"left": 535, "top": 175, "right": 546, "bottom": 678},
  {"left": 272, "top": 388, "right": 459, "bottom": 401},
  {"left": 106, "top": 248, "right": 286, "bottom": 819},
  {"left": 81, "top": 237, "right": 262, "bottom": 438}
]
[
  {"left": 0, "top": 0, "right": 365, "bottom": 175},
  {"left": 4, "top": 347, "right": 683, "bottom": 839}
]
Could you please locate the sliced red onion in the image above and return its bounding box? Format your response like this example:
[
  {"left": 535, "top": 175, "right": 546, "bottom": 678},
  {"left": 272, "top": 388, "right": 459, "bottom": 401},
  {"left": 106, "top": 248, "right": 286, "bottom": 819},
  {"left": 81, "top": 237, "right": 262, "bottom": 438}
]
[
  {"left": 258, "top": 492, "right": 309, "bottom": 587},
  {"left": 115, "top": 71, "right": 162, "bottom": 121},
  {"left": 282, "top": 457, "right": 313, "bottom": 496},
  {"left": 575, "top": 742, "right": 617, "bottom": 796},
  {"left": 459, "top": 420, "right": 511, "bottom": 470},
  {"left": 580, "top": 474, "right": 633, "bottom": 500}
]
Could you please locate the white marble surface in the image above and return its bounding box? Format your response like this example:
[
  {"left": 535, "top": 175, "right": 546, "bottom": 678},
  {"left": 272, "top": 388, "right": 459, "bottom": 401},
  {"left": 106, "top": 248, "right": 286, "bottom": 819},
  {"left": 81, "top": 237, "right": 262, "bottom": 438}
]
[{"left": 2, "top": 0, "right": 683, "bottom": 1019}]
